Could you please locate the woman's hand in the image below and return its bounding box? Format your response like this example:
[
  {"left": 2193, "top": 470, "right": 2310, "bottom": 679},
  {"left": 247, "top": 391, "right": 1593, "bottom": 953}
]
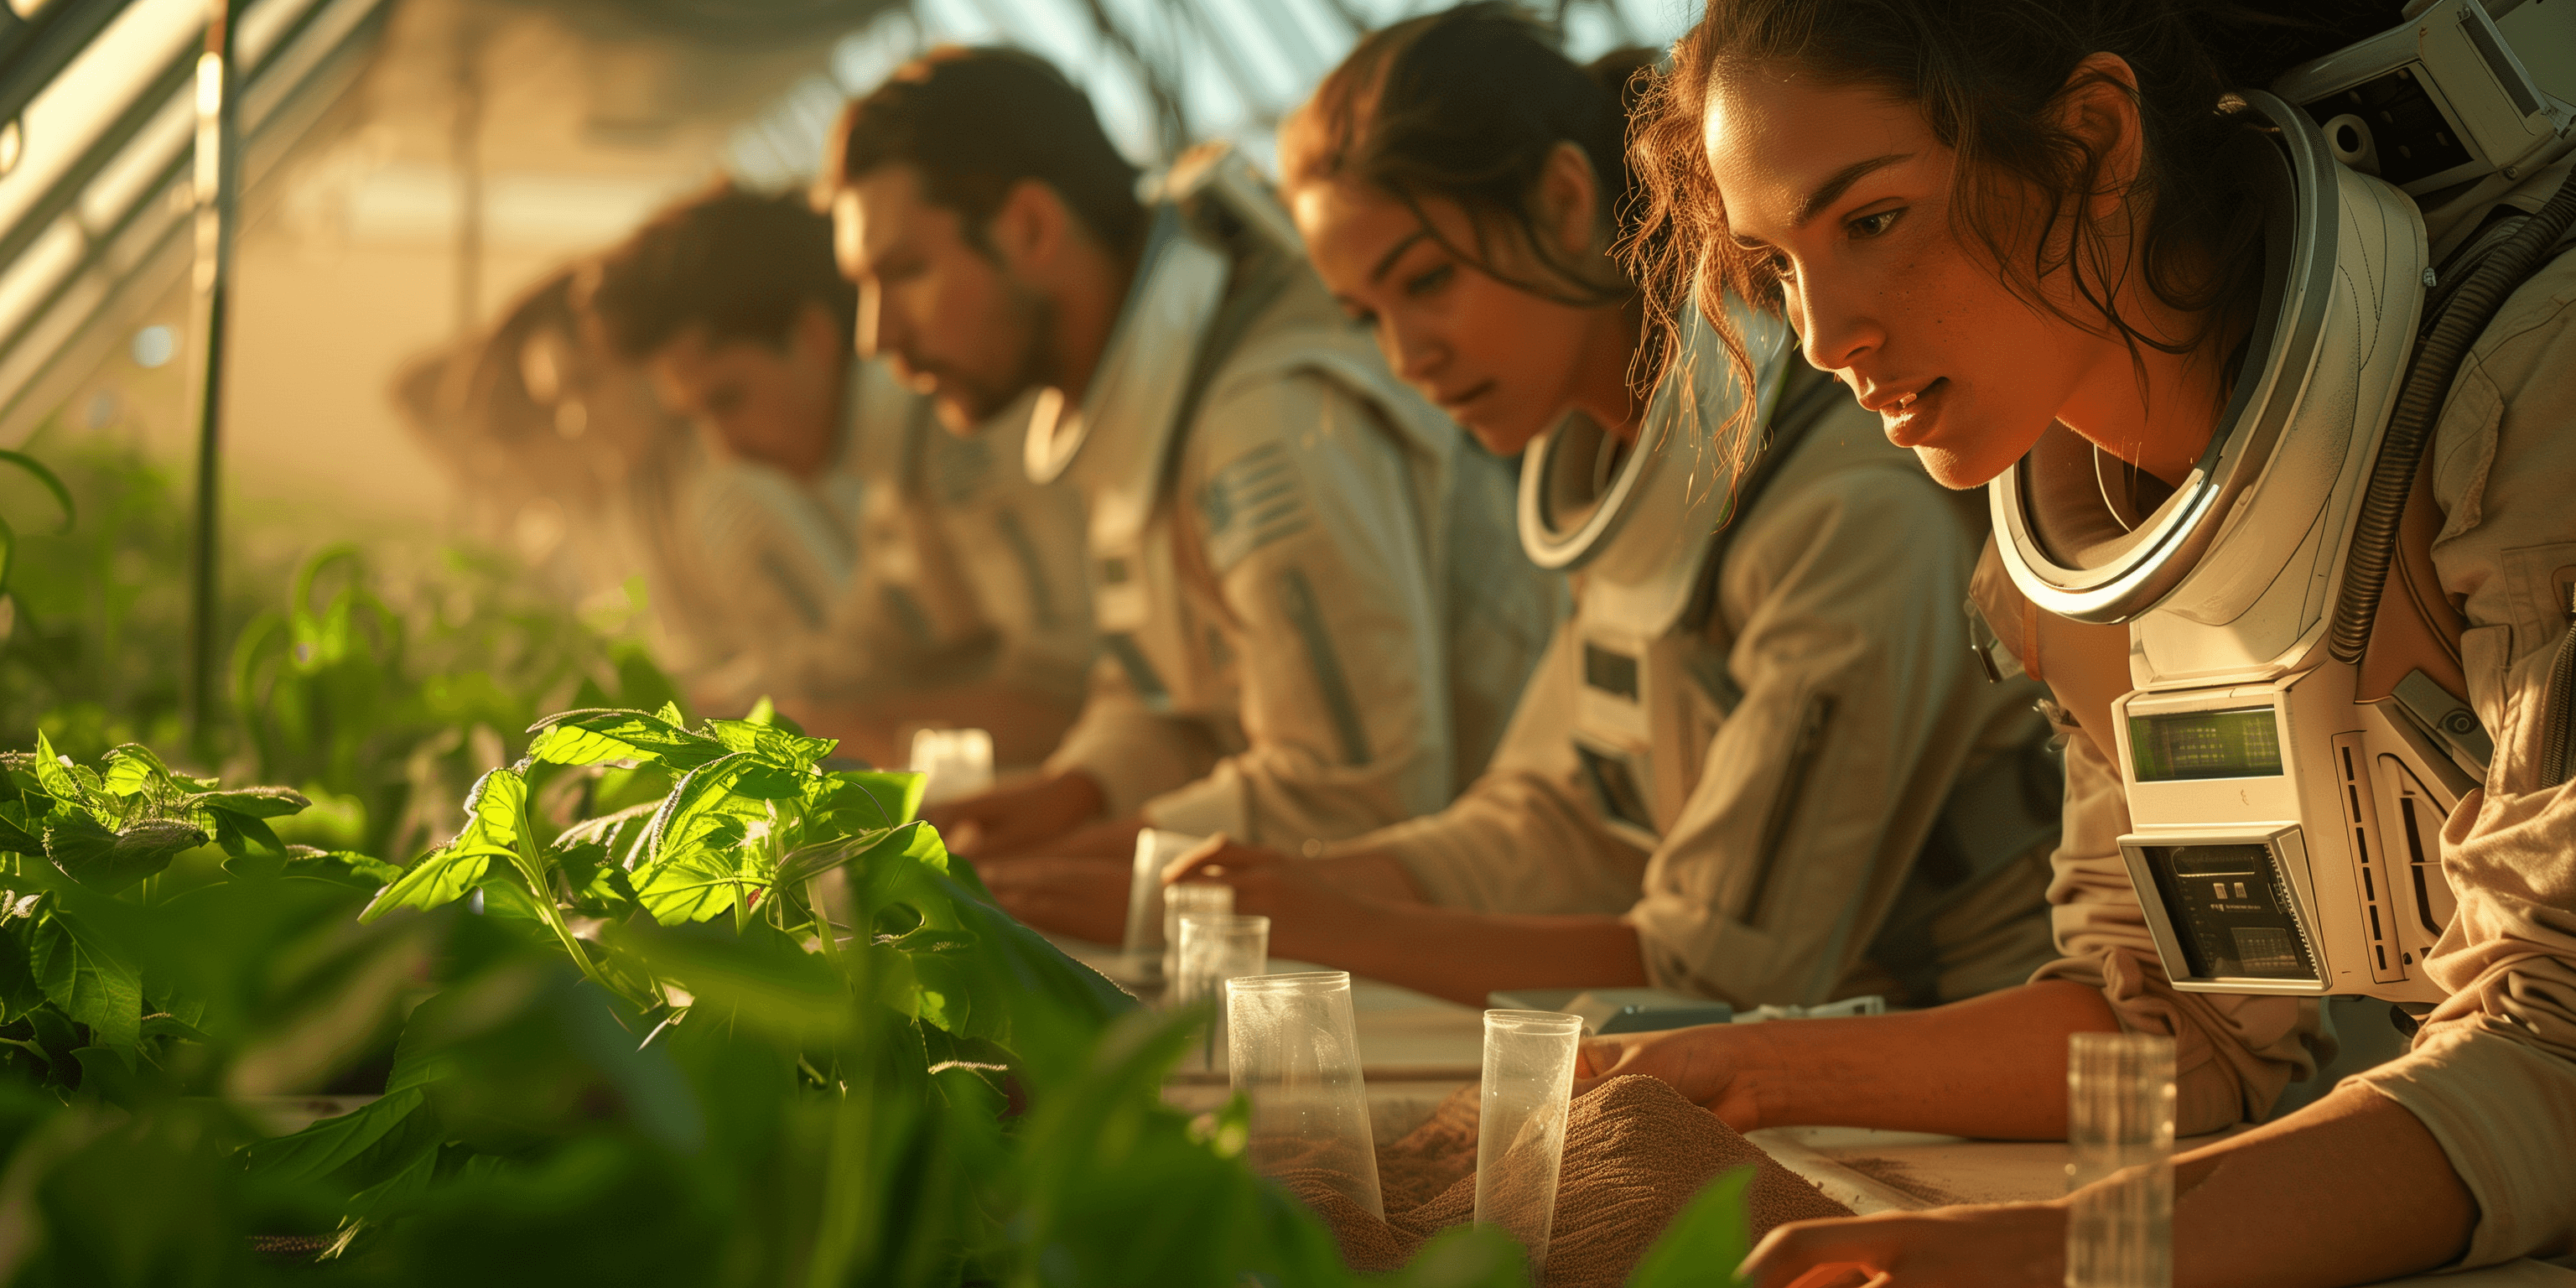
[
  {"left": 1573, "top": 1023, "right": 1773, "bottom": 1131},
  {"left": 1161, "top": 836, "right": 1382, "bottom": 962},
  {"left": 1737, "top": 1202, "right": 2065, "bottom": 1288},
  {"left": 919, "top": 771, "right": 1105, "bottom": 860}
]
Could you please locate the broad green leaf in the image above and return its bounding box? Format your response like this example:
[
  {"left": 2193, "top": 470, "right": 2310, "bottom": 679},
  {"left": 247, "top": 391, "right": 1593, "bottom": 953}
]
[
  {"left": 227, "top": 846, "right": 402, "bottom": 891},
  {"left": 28, "top": 732, "right": 94, "bottom": 816},
  {"left": 30, "top": 904, "right": 142, "bottom": 1047},
  {"left": 43, "top": 813, "right": 206, "bottom": 892},
  {"left": 1624, "top": 1165, "right": 1756, "bottom": 1288},
  {"left": 204, "top": 808, "right": 286, "bottom": 861},
  {"left": 552, "top": 799, "right": 658, "bottom": 851},
  {"left": 475, "top": 878, "right": 548, "bottom": 921},
  {"left": 0, "top": 800, "right": 51, "bottom": 855},
  {"left": 633, "top": 842, "right": 756, "bottom": 926},
  {"left": 99, "top": 745, "right": 213, "bottom": 797},
  {"left": 0, "top": 922, "right": 44, "bottom": 1022},
  {"left": 182, "top": 786, "right": 311, "bottom": 818},
  {"left": 357, "top": 843, "right": 505, "bottom": 922},
  {"left": 705, "top": 718, "right": 838, "bottom": 770},
  {"left": 99, "top": 749, "right": 164, "bottom": 798},
  {"left": 807, "top": 770, "right": 927, "bottom": 833},
  {"left": 607, "top": 919, "right": 850, "bottom": 1041},
  {"left": 772, "top": 826, "right": 897, "bottom": 889},
  {"left": 242, "top": 1087, "right": 432, "bottom": 1187},
  {"left": 525, "top": 708, "right": 729, "bottom": 771},
  {"left": 463, "top": 767, "right": 529, "bottom": 854},
  {"left": 641, "top": 752, "right": 803, "bottom": 866}
]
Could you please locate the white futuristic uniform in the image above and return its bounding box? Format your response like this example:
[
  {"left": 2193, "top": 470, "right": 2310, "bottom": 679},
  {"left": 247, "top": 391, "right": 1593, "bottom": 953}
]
[
  {"left": 1031, "top": 149, "right": 1561, "bottom": 849},
  {"left": 1974, "top": 25, "right": 2576, "bottom": 1260},
  {"left": 693, "top": 359, "right": 1093, "bottom": 716},
  {"left": 1344, "top": 303, "right": 2060, "bottom": 1008}
]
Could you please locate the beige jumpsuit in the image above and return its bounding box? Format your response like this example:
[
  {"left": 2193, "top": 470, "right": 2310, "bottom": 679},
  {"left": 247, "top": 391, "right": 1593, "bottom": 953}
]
[
  {"left": 1352, "top": 373, "right": 2060, "bottom": 1009},
  {"left": 691, "top": 360, "right": 1093, "bottom": 718},
  {"left": 1977, "top": 160, "right": 2576, "bottom": 1266},
  {"left": 1039, "top": 194, "right": 1561, "bottom": 849}
]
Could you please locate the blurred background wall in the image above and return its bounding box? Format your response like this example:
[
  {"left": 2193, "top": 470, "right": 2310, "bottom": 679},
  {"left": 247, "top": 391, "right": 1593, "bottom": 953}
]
[{"left": 2, "top": 0, "right": 2570, "bottom": 557}]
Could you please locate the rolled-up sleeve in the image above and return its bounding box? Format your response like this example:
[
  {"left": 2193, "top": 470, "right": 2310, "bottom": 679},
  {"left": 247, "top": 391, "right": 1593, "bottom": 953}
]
[
  {"left": 2347, "top": 247, "right": 2576, "bottom": 1268},
  {"left": 1346, "top": 622, "right": 1649, "bottom": 915}
]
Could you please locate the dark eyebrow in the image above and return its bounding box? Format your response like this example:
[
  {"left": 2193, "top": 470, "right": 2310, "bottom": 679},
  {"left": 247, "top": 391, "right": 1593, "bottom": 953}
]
[
  {"left": 1795, "top": 153, "right": 1913, "bottom": 227},
  {"left": 1369, "top": 229, "right": 1433, "bottom": 284}
]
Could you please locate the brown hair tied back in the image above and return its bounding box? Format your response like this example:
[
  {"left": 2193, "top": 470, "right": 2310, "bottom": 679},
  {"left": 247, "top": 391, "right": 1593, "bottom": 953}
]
[
  {"left": 1627, "top": 0, "right": 2402, "bottom": 413},
  {"left": 1282, "top": 3, "right": 1657, "bottom": 318}
]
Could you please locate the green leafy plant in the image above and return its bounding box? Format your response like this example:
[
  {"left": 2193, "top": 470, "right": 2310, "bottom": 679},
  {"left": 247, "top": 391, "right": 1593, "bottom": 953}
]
[{"left": 0, "top": 719, "right": 1758, "bottom": 1285}]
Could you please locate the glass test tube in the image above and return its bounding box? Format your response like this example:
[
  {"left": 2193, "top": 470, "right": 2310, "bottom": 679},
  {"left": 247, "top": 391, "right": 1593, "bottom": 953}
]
[
  {"left": 1161, "top": 881, "right": 1232, "bottom": 989},
  {"left": 1120, "top": 828, "right": 1207, "bottom": 970},
  {"left": 1474, "top": 1010, "right": 1583, "bottom": 1272},
  {"left": 907, "top": 728, "right": 994, "bottom": 806},
  {"left": 1173, "top": 912, "right": 1269, "bottom": 1071},
  {"left": 1227, "top": 970, "right": 1384, "bottom": 1219},
  {"left": 2065, "top": 1032, "right": 2177, "bottom": 1288}
]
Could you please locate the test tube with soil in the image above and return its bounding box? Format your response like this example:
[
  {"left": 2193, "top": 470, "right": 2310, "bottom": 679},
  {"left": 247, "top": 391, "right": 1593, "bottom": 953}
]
[
  {"left": 1172, "top": 913, "right": 1269, "bottom": 1071},
  {"left": 1121, "top": 829, "right": 1209, "bottom": 976},
  {"left": 1227, "top": 971, "right": 1384, "bottom": 1219},
  {"left": 1160, "top": 882, "right": 1233, "bottom": 992},
  {"left": 2065, "top": 1031, "right": 2176, "bottom": 1288},
  {"left": 1473, "top": 1010, "right": 1582, "bottom": 1272}
]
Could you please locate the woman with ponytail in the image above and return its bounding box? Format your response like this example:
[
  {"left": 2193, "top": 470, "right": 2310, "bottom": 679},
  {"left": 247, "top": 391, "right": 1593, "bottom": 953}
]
[
  {"left": 1586, "top": 0, "right": 2576, "bottom": 1281},
  {"left": 1156, "top": 4, "right": 2066, "bottom": 1026}
]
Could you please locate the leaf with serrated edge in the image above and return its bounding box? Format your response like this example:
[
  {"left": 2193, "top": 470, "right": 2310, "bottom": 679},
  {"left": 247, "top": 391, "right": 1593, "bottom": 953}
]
[
  {"left": 632, "top": 844, "right": 753, "bottom": 925},
  {"left": 183, "top": 786, "right": 310, "bottom": 818},
  {"left": 640, "top": 753, "right": 800, "bottom": 867},
  {"left": 356, "top": 844, "right": 504, "bottom": 922},
  {"left": 44, "top": 815, "right": 206, "bottom": 892},
  {"left": 704, "top": 719, "right": 839, "bottom": 770},
  {"left": 241, "top": 1088, "right": 431, "bottom": 1187},
  {"left": 30, "top": 905, "right": 142, "bottom": 1047},
  {"left": 28, "top": 733, "right": 93, "bottom": 816},
  {"left": 525, "top": 708, "right": 730, "bottom": 771}
]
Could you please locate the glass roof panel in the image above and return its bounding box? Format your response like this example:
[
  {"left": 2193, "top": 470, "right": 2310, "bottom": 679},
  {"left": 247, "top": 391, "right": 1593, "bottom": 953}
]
[
  {"left": 730, "top": 0, "right": 1700, "bottom": 186},
  {"left": 0, "top": 0, "right": 201, "bottom": 237}
]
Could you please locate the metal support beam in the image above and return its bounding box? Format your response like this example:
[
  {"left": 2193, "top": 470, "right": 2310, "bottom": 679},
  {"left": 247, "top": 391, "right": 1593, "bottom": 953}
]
[{"left": 184, "top": 0, "right": 240, "bottom": 754}]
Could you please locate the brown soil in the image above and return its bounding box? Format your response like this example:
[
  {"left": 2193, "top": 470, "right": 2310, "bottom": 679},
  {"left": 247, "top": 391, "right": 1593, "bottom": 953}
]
[{"left": 1275, "top": 1075, "right": 1852, "bottom": 1286}]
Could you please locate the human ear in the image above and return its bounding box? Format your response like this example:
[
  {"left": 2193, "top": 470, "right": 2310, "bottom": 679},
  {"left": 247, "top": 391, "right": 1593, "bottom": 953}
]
[
  {"left": 789, "top": 300, "right": 840, "bottom": 365},
  {"left": 1536, "top": 139, "right": 1605, "bottom": 260},
  {"left": 985, "top": 177, "right": 1067, "bottom": 282},
  {"left": 2056, "top": 52, "right": 2145, "bottom": 215}
]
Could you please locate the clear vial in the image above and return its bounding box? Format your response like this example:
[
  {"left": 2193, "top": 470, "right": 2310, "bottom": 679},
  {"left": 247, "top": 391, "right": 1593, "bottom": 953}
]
[{"left": 2065, "top": 1032, "right": 2176, "bottom": 1288}]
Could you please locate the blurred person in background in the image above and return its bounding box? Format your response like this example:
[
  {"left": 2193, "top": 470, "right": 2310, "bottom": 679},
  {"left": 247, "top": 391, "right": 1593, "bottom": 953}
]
[
  {"left": 581, "top": 182, "right": 1095, "bottom": 766},
  {"left": 821, "top": 48, "right": 1561, "bottom": 872},
  {"left": 392, "top": 267, "right": 740, "bottom": 677},
  {"left": 1138, "top": 7, "right": 2060, "bottom": 1013}
]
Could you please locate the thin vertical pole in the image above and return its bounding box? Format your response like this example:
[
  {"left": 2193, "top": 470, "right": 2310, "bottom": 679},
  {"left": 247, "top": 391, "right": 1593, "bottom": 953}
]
[{"left": 184, "top": 0, "right": 240, "bottom": 755}]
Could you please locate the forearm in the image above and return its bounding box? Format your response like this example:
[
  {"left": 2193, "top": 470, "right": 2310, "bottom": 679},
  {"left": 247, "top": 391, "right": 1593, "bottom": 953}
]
[
  {"left": 1746, "top": 979, "right": 2119, "bottom": 1138},
  {"left": 2167, "top": 1083, "right": 2471, "bottom": 1287},
  {"left": 1270, "top": 901, "right": 1648, "bottom": 1008}
]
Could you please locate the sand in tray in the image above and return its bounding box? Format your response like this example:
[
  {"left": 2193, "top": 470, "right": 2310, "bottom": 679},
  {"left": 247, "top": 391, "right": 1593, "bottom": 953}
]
[{"left": 1272, "top": 1074, "right": 1853, "bottom": 1286}]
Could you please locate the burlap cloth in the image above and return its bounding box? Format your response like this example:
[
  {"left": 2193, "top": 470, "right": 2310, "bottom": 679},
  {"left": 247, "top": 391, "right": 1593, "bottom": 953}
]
[{"left": 1273, "top": 1075, "right": 1852, "bottom": 1285}]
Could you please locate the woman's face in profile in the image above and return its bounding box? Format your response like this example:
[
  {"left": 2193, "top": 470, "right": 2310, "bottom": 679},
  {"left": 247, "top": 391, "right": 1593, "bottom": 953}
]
[
  {"left": 1291, "top": 176, "right": 1607, "bottom": 459},
  {"left": 1701, "top": 62, "right": 2106, "bottom": 489}
]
